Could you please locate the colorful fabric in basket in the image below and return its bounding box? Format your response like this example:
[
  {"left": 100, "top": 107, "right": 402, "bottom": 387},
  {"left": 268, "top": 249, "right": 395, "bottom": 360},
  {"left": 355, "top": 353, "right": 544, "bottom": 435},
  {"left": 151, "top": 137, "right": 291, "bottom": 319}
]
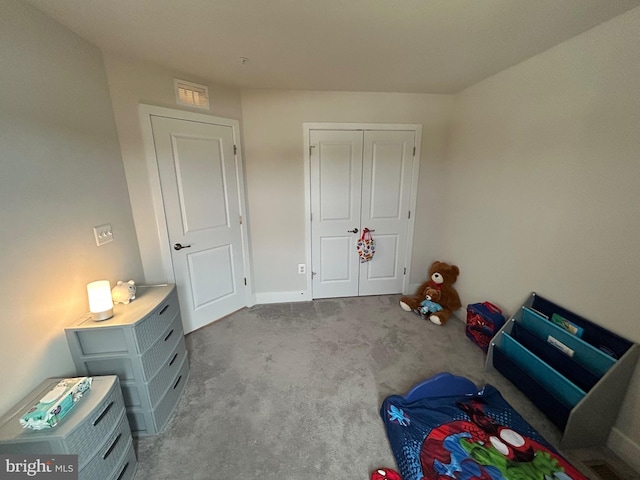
[{"left": 20, "top": 377, "right": 92, "bottom": 430}]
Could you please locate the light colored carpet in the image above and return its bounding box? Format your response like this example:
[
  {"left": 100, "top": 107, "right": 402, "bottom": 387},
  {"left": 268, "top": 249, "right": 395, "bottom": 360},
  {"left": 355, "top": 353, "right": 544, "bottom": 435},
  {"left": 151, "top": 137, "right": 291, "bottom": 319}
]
[{"left": 132, "top": 295, "right": 634, "bottom": 480}]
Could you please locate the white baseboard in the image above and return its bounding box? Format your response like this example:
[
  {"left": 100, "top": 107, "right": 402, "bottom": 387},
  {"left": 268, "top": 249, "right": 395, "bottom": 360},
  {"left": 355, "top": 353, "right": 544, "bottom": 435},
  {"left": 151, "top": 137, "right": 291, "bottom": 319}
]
[
  {"left": 607, "top": 426, "right": 640, "bottom": 473},
  {"left": 254, "top": 290, "right": 311, "bottom": 304}
]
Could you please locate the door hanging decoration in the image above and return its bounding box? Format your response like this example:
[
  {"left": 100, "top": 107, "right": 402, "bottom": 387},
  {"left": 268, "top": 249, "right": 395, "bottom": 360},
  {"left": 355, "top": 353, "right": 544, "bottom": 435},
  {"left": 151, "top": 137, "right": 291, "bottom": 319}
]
[{"left": 357, "top": 228, "right": 376, "bottom": 263}]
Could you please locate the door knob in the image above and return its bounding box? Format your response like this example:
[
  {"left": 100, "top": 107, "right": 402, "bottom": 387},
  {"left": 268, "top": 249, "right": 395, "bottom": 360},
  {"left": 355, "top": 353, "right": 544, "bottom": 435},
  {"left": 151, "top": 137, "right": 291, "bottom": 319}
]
[
  {"left": 174, "top": 243, "right": 191, "bottom": 250},
  {"left": 347, "top": 228, "right": 359, "bottom": 233}
]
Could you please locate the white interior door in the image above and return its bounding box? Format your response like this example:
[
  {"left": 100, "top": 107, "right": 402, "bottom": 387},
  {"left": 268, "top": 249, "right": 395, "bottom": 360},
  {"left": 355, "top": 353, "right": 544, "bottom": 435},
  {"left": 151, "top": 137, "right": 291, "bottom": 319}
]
[
  {"left": 310, "top": 130, "right": 363, "bottom": 298},
  {"left": 310, "top": 128, "right": 417, "bottom": 298},
  {"left": 151, "top": 115, "right": 246, "bottom": 333},
  {"left": 359, "top": 130, "right": 415, "bottom": 295}
]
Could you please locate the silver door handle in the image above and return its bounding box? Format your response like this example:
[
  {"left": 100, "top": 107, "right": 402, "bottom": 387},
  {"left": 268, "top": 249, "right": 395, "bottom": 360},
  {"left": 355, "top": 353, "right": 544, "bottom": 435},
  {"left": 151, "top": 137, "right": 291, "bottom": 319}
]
[
  {"left": 347, "top": 228, "right": 359, "bottom": 233},
  {"left": 174, "top": 243, "right": 191, "bottom": 250}
]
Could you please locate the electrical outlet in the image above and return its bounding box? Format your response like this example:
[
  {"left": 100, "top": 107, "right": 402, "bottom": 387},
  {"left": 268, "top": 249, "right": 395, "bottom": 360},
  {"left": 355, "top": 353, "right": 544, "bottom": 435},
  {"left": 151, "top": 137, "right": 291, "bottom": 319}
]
[
  {"left": 297, "top": 264, "right": 306, "bottom": 274},
  {"left": 93, "top": 223, "right": 113, "bottom": 246}
]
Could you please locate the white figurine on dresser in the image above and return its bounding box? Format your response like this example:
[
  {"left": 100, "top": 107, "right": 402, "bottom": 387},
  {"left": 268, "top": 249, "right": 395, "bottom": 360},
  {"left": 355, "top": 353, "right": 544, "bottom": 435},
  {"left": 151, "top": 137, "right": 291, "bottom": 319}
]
[{"left": 65, "top": 284, "right": 190, "bottom": 436}]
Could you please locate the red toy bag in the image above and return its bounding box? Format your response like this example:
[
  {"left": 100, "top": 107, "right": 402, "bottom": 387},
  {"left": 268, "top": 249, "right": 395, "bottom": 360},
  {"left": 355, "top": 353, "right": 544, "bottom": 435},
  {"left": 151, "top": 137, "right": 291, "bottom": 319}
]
[{"left": 465, "top": 302, "right": 506, "bottom": 353}]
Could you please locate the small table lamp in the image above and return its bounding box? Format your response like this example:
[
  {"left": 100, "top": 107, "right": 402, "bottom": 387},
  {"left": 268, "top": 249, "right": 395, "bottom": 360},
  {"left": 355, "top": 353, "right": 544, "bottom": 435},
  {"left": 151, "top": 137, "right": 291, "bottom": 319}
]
[{"left": 87, "top": 280, "right": 114, "bottom": 321}]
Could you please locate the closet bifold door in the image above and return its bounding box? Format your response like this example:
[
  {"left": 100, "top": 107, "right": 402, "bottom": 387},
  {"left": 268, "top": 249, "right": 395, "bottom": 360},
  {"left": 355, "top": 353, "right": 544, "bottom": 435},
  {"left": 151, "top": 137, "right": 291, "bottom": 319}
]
[
  {"left": 486, "top": 292, "right": 639, "bottom": 449},
  {"left": 309, "top": 130, "right": 363, "bottom": 299},
  {"left": 309, "top": 127, "right": 417, "bottom": 298}
]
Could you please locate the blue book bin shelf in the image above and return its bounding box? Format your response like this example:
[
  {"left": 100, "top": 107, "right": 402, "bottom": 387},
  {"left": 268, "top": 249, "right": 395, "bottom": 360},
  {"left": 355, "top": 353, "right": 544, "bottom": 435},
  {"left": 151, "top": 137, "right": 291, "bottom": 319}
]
[{"left": 486, "top": 292, "right": 639, "bottom": 449}]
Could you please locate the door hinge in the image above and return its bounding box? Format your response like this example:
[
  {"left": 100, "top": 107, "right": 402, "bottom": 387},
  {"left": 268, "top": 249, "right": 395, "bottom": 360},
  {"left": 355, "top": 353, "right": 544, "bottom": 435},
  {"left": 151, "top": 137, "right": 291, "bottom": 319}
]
[
  {"left": 239, "top": 215, "right": 243, "bottom": 225},
  {"left": 309, "top": 144, "right": 316, "bottom": 156},
  {"left": 403, "top": 267, "right": 407, "bottom": 275},
  {"left": 413, "top": 146, "right": 416, "bottom": 156},
  {"left": 310, "top": 212, "right": 312, "bottom": 222},
  {"left": 233, "top": 145, "right": 237, "bottom": 155},
  {"left": 408, "top": 210, "right": 411, "bottom": 219},
  {"left": 244, "top": 277, "right": 247, "bottom": 286}
]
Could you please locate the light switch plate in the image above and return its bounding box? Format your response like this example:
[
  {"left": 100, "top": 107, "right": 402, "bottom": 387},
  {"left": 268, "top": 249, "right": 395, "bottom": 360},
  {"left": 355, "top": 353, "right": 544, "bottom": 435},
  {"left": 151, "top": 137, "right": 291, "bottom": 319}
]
[{"left": 93, "top": 223, "right": 113, "bottom": 246}]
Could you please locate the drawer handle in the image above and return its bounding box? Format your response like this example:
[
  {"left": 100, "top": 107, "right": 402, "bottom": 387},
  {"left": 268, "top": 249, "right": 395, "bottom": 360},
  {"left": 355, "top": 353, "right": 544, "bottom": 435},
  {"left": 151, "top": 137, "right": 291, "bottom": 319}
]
[
  {"left": 116, "top": 462, "right": 129, "bottom": 480},
  {"left": 159, "top": 304, "right": 170, "bottom": 315},
  {"left": 103, "top": 433, "right": 122, "bottom": 460},
  {"left": 164, "top": 329, "right": 174, "bottom": 342},
  {"left": 169, "top": 352, "right": 179, "bottom": 366},
  {"left": 93, "top": 401, "right": 113, "bottom": 426},
  {"left": 173, "top": 375, "right": 182, "bottom": 390}
]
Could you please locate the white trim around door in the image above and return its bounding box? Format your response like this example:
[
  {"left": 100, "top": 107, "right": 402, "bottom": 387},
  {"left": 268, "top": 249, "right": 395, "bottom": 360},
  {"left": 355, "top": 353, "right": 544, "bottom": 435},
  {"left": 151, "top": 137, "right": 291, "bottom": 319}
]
[
  {"left": 303, "top": 122, "right": 422, "bottom": 299},
  {"left": 139, "top": 104, "right": 254, "bottom": 329}
]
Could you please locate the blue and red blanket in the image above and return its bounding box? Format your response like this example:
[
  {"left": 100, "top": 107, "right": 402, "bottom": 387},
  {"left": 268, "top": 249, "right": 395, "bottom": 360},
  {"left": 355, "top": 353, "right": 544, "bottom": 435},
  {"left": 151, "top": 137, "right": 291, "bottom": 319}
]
[{"left": 381, "top": 383, "right": 587, "bottom": 480}]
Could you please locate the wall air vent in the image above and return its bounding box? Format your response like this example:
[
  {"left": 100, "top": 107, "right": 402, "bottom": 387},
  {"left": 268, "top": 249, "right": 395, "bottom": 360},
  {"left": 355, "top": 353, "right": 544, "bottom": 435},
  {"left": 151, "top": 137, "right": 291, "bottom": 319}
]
[{"left": 174, "top": 79, "right": 209, "bottom": 109}]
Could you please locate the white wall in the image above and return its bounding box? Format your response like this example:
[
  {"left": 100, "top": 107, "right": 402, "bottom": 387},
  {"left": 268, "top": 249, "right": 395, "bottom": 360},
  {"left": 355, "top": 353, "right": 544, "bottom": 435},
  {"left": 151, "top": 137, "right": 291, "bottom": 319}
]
[
  {"left": 444, "top": 6, "right": 640, "bottom": 466},
  {"left": 0, "top": 0, "right": 143, "bottom": 414},
  {"left": 8, "top": 0, "right": 638, "bottom": 462},
  {"left": 103, "top": 63, "right": 453, "bottom": 302},
  {"left": 240, "top": 90, "right": 453, "bottom": 297},
  {"left": 102, "top": 52, "right": 243, "bottom": 283}
]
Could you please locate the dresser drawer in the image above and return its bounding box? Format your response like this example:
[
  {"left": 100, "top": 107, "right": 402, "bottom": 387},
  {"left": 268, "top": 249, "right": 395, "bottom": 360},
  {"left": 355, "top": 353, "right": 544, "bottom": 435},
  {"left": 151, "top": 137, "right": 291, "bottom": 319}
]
[
  {"left": 127, "top": 355, "right": 190, "bottom": 436},
  {"left": 121, "top": 337, "right": 187, "bottom": 410},
  {"left": 82, "top": 314, "right": 182, "bottom": 383},
  {"left": 133, "top": 288, "right": 180, "bottom": 353},
  {"left": 139, "top": 314, "right": 183, "bottom": 380},
  {"left": 111, "top": 439, "right": 137, "bottom": 480},
  {"left": 0, "top": 376, "right": 123, "bottom": 467},
  {"left": 65, "top": 380, "right": 126, "bottom": 468},
  {"left": 78, "top": 412, "right": 132, "bottom": 480},
  {"left": 147, "top": 337, "right": 187, "bottom": 405}
]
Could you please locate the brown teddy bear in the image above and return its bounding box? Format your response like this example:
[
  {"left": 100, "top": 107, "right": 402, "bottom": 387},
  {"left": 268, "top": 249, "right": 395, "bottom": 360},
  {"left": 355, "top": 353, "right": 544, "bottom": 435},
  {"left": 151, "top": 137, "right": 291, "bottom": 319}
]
[
  {"left": 400, "top": 261, "right": 461, "bottom": 325},
  {"left": 417, "top": 287, "right": 443, "bottom": 316},
  {"left": 424, "top": 286, "right": 441, "bottom": 303}
]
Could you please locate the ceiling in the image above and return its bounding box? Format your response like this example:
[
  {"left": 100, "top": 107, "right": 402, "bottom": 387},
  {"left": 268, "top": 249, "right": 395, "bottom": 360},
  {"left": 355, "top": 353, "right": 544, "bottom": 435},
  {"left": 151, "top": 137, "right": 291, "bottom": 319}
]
[{"left": 26, "top": 0, "right": 640, "bottom": 94}]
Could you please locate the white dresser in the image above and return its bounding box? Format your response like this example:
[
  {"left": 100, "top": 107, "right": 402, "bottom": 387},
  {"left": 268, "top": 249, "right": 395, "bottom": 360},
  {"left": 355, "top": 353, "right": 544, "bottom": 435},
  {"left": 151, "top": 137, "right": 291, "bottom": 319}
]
[
  {"left": 65, "top": 284, "right": 190, "bottom": 436},
  {"left": 0, "top": 375, "right": 136, "bottom": 480}
]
